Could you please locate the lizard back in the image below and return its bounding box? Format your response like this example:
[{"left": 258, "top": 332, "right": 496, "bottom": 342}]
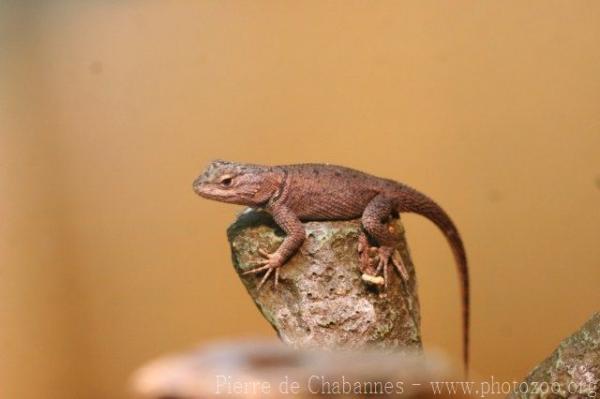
[{"left": 276, "top": 164, "right": 396, "bottom": 220}]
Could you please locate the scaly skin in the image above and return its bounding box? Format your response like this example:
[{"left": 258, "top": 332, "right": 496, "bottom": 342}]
[{"left": 193, "top": 160, "right": 470, "bottom": 373}]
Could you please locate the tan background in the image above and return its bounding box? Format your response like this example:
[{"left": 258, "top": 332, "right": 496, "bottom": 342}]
[{"left": 1, "top": 1, "right": 599, "bottom": 398}]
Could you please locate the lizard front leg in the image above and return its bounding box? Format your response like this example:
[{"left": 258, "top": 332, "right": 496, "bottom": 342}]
[
  {"left": 361, "top": 194, "right": 408, "bottom": 288},
  {"left": 243, "top": 204, "right": 305, "bottom": 290}
]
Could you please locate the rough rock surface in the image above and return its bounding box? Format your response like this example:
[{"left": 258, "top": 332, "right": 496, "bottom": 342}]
[
  {"left": 509, "top": 312, "right": 600, "bottom": 399},
  {"left": 226, "top": 209, "right": 421, "bottom": 351}
]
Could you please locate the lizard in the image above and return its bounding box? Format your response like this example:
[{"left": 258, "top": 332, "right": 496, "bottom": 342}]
[{"left": 193, "top": 160, "right": 470, "bottom": 373}]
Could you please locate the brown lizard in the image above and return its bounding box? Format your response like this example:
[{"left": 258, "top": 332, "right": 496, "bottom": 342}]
[{"left": 193, "top": 160, "right": 470, "bottom": 373}]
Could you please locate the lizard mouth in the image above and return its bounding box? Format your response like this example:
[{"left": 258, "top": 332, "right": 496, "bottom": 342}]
[
  {"left": 192, "top": 177, "right": 214, "bottom": 197},
  {"left": 193, "top": 181, "right": 239, "bottom": 203},
  {"left": 192, "top": 177, "right": 205, "bottom": 195}
]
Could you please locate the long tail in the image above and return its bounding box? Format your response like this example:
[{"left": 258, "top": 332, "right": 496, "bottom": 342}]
[{"left": 395, "top": 185, "right": 470, "bottom": 375}]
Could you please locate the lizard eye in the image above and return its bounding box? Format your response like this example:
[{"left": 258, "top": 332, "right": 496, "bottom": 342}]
[{"left": 220, "top": 177, "right": 233, "bottom": 187}]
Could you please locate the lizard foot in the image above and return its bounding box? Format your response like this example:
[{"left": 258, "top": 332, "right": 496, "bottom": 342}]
[
  {"left": 358, "top": 232, "right": 376, "bottom": 274},
  {"left": 362, "top": 246, "right": 409, "bottom": 289},
  {"left": 378, "top": 247, "right": 409, "bottom": 284},
  {"left": 242, "top": 249, "right": 283, "bottom": 290}
]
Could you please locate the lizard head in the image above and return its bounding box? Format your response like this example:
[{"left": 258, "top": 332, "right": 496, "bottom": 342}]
[{"left": 193, "top": 160, "right": 280, "bottom": 206}]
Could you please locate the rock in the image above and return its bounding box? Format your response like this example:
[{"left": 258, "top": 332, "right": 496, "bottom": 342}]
[
  {"left": 226, "top": 209, "right": 421, "bottom": 351},
  {"left": 508, "top": 312, "right": 600, "bottom": 399}
]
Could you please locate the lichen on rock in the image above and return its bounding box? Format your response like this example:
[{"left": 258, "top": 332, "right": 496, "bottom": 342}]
[
  {"left": 227, "top": 209, "right": 422, "bottom": 351},
  {"left": 509, "top": 312, "right": 600, "bottom": 399}
]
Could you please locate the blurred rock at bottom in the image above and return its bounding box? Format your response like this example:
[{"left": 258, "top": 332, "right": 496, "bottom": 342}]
[{"left": 132, "top": 340, "right": 465, "bottom": 399}]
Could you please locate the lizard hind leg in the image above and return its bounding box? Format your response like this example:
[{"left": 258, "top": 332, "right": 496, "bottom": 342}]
[{"left": 361, "top": 194, "right": 408, "bottom": 287}]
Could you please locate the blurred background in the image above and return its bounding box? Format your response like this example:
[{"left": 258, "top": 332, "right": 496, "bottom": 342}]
[{"left": 1, "top": 1, "right": 599, "bottom": 398}]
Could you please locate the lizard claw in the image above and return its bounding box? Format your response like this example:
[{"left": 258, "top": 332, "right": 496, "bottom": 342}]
[
  {"left": 392, "top": 249, "right": 409, "bottom": 281},
  {"left": 376, "top": 248, "right": 393, "bottom": 289},
  {"left": 258, "top": 248, "right": 270, "bottom": 258},
  {"left": 242, "top": 248, "right": 283, "bottom": 289}
]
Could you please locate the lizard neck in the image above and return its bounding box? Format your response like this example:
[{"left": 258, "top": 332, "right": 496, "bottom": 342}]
[
  {"left": 266, "top": 168, "right": 288, "bottom": 207},
  {"left": 251, "top": 167, "right": 286, "bottom": 207}
]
